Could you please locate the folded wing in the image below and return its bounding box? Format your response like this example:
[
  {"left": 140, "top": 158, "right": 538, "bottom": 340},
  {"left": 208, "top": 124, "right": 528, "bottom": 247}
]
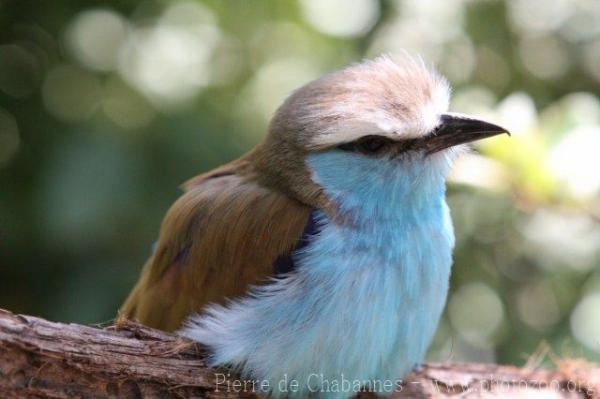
[{"left": 120, "top": 157, "right": 311, "bottom": 331}]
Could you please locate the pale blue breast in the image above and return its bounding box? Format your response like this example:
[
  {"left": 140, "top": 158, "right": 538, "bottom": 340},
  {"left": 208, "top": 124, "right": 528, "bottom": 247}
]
[
  {"left": 289, "top": 151, "right": 455, "bottom": 391},
  {"left": 295, "top": 209, "right": 453, "bottom": 384}
]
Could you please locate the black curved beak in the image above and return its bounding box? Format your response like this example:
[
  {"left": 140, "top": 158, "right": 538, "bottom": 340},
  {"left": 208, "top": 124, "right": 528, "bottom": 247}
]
[{"left": 422, "top": 113, "right": 510, "bottom": 154}]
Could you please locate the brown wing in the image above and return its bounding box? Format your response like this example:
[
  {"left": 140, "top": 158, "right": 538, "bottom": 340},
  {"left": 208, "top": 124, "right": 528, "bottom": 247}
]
[{"left": 120, "top": 158, "right": 311, "bottom": 331}]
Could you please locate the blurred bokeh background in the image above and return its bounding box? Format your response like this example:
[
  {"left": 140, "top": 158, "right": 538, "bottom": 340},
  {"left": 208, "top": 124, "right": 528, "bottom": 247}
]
[{"left": 1, "top": 0, "right": 599, "bottom": 366}]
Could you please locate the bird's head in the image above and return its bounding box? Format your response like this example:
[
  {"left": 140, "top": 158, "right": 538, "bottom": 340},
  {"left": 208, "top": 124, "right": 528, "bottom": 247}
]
[{"left": 253, "top": 55, "right": 508, "bottom": 219}]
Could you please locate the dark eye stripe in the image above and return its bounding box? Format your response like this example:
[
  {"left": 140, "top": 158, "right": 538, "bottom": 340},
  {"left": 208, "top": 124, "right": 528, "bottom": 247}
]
[{"left": 338, "top": 135, "right": 394, "bottom": 155}]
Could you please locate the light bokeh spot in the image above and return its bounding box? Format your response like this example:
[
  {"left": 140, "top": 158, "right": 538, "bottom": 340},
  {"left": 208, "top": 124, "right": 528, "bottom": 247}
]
[
  {"left": 66, "top": 9, "right": 128, "bottom": 71},
  {"left": 496, "top": 92, "right": 538, "bottom": 135},
  {"left": 519, "top": 34, "right": 570, "bottom": 80},
  {"left": 42, "top": 65, "right": 102, "bottom": 122},
  {"left": 300, "top": 0, "right": 379, "bottom": 38},
  {"left": 571, "top": 293, "right": 600, "bottom": 353},
  {"left": 508, "top": 0, "right": 571, "bottom": 34},
  {"left": 516, "top": 281, "right": 561, "bottom": 330},
  {"left": 521, "top": 209, "right": 600, "bottom": 272},
  {"left": 246, "top": 57, "right": 322, "bottom": 122},
  {"left": 449, "top": 154, "right": 509, "bottom": 192},
  {"left": 118, "top": 2, "right": 221, "bottom": 107},
  {"left": 548, "top": 125, "right": 600, "bottom": 199},
  {"left": 448, "top": 282, "right": 505, "bottom": 347}
]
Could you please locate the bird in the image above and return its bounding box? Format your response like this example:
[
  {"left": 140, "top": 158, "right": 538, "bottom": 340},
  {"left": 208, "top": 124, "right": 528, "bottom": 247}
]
[{"left": 120, "top": 54, "right": 508, "bottom": 398}]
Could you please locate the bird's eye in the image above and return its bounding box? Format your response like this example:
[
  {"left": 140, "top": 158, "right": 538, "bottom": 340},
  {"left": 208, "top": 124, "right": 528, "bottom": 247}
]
[{"left": 338, "top": 135, "right": 391, "bottom": 155}]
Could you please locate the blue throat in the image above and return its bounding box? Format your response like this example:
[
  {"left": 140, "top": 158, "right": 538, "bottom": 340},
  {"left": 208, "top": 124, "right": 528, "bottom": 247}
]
[{"left": 185, "top": 150, "right": 455, "bottom": 399}]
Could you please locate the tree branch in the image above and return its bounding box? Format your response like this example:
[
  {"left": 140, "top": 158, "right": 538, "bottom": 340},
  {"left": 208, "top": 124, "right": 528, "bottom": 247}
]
[{"left": 0, "top": 308, "right": 598, "bottom": 398}]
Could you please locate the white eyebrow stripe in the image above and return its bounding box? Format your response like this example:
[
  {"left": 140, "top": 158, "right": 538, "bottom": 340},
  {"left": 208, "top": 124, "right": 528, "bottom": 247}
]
[
  {"left": 311, "top": 122, "right": 422, "bottom": 148},
  {"left": 309, "top": 96, "right": 450, "bottom": 148}
]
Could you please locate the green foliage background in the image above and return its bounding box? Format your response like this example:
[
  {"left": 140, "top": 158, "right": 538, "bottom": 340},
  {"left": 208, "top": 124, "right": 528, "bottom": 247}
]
[{"left": 1, "top": 0, "right": 599, "bottom": 366}]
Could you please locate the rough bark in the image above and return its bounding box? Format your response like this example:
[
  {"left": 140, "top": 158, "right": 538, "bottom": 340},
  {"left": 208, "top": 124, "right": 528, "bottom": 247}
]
[{"left": 0, "top": 308, "right": 598, "bottom": 398}]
